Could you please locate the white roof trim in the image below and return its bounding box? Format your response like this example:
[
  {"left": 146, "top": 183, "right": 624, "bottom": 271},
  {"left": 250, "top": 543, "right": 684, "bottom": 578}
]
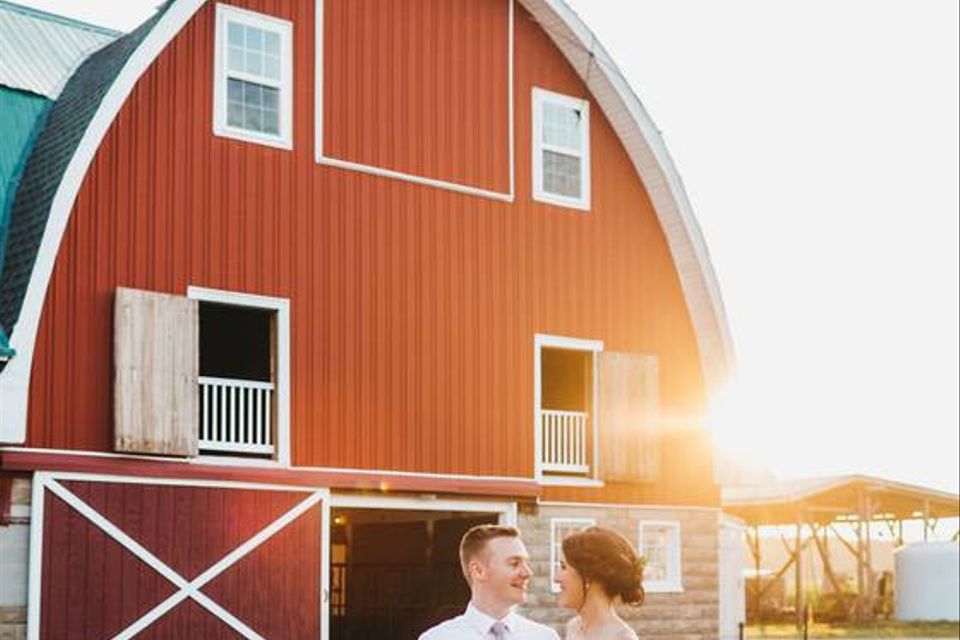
[
  {"left": 0, "top": 0, "right": 206, "bottom": 443},
  {"left": 1, "top": 0, "right": 734, "bottom": 445},
  {"left": 520, "top": 0, "right": 735, "bottom": 392}
]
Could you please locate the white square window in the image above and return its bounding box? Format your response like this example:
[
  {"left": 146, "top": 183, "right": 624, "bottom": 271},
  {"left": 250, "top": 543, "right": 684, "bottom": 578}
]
[
  {"left": 532, "top": 88, "right": 590, "bottom": 210},
  {"left": 549, "top": 517, "right": 596, "bottom": 593},
  {"left": 213, "top": 4, "right": 293, "bottom": 149},
  {"left": 638, "top": 520, "right": 683, "bottom": 593}
]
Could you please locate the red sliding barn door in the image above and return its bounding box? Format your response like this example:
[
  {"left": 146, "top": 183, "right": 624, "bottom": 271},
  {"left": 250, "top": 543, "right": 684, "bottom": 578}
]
[{"left": 30, "top": 473, "right": 324, "bottom": 639}]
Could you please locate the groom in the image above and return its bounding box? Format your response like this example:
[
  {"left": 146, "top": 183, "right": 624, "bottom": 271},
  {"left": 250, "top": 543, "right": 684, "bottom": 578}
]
[{"left": 419, "top": 524, "right": 560, "bottom": 639}]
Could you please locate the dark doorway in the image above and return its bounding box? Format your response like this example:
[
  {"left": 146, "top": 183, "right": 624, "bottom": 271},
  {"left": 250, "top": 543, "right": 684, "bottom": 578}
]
[{"left": 330, "top": 508, "right": 499, "bottom": 639}]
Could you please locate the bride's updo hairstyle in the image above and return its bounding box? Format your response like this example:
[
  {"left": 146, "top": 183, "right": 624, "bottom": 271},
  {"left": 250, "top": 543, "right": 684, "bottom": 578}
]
[{"left": 561, "top": 526, "right": 645, "bottom": 606}]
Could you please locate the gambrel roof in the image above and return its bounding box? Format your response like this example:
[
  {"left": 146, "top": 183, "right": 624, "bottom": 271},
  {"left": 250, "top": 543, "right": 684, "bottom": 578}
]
[
  {"left": 0, "top": 9, "right": 162, "bottom": 372},
  {"left": 0, "top": 0, "right": 121, "bottom": 361},
  {"left": 0, "top": 0, "right": 734, "bottom": 441}
]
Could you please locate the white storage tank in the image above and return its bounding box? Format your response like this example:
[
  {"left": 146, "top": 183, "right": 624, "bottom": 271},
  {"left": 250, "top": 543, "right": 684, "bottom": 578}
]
[{"left": 895, "top": 542, "right": 960, "bottom": 621}]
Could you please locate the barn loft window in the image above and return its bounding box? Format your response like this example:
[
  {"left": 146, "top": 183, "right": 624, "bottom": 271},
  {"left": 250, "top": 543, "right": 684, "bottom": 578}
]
[
  {"left": 190, "top": 287, "right": 290, "bottom": 463},
  {"left": 113, "top": 287, "right": 290, "bottom": 464},
  {"left": 532, "top": 88, "right": 591, "bottom": 210},
  {"left": 535, "top": 334, "right": 602, "bottom": 482},
  {"left": 213, "top": 3, "right": 293, "bottom": 149},
  {"left": 198, "top": 302, "right": 276, "bottom": 457}
]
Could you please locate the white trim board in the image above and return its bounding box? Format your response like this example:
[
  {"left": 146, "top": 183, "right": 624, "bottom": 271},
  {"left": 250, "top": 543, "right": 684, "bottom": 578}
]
[
  {"left": 26, "top": 471, "right": 330, "bottom": 640},
  {"left": 0, "top": 446, "right": 541, "bottom": 485},
  {"left": 538, "top": 499, "right": 721, "bottom": 513},
  {"left": 328, "top": 492, "right": 518, "bottom": 525},
  {"left": 188, "top": 285, "right": 291, "bottom": 467},
  {"left": 313, "top": 0, "right": 516, "bottom": 203}
]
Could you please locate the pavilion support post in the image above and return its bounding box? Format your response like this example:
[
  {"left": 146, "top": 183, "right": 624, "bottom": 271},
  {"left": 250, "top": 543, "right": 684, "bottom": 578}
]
[
  {"left": 855, "top": 494, "right": 866, "bottom": 621},
  {"left": 795, "top": 512, "right": 805, "bottom": 630},
  {"left": 812, "top": 522, "right": 843, "bottom": 595},
  {"left": 923, "top": 499, "right": 931, "bottom": 541},
  {"left": 749, "top": 525, "right": 762, "bottom": 620},
  {"left": 864, "top": 498, "right": 875, "bottom": 618}
]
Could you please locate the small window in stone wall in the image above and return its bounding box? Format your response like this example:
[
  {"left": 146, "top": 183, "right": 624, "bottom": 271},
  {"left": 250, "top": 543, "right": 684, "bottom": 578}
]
[
  {"left": 550, "top": 517, "right": 596, "bottom": 593},
  {"left": 638, "top": 520, "right": 683, "bottom": 593}
]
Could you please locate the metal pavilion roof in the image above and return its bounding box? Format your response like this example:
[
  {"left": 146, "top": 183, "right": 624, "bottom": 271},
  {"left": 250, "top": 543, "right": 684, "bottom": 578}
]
[{"left": 723, "top": 474, "right": 960, "bottom": 526}]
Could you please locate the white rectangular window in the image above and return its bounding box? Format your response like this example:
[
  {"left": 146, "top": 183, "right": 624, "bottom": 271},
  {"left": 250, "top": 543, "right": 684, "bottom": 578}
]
[
  {"left": 550, "top": 517, "right": 596, "bottom": 593},
  {"left": 638, "top": 520, "right": 683, "bottom": 593},
  {"left": 532, "top": 88, "right": 590, "bottom": 210},
  {"left": 214, "top": 4, "right": 293, "bottom": 149}
]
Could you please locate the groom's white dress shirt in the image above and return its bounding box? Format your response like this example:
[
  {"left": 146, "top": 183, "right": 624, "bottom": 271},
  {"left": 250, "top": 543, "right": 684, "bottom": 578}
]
[{"left": 418, "top": 603, "right": 560, "bottom": 640}]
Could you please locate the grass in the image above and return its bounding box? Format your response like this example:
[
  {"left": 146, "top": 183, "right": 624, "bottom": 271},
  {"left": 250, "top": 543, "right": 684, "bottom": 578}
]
[{"left": 747, "top": 621, "right": 960, "bottom": 638}]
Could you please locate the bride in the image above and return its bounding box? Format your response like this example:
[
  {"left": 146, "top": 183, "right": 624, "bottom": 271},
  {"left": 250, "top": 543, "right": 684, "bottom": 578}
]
[{"left": 555, "top": 527, "right": 645, "bottom": 640}]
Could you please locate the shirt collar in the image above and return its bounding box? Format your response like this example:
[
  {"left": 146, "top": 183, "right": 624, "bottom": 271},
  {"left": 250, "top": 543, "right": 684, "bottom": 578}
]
[{"left": 464, "top": 602, "right": 517, "bottom": 635}]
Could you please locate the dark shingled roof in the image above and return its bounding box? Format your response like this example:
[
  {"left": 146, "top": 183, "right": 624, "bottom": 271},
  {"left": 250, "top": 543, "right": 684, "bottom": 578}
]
[{"left": 0, "top": 6, "right": 166, "bottom": 368}]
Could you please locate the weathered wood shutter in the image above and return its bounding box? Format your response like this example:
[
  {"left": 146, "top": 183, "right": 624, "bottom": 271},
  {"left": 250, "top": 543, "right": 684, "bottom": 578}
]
[
  {"left": 114, "top": 287, "right": 198, "bottom": 456},
  {"left": 598, "top": 352, "right": 660, "bottom": 482}
]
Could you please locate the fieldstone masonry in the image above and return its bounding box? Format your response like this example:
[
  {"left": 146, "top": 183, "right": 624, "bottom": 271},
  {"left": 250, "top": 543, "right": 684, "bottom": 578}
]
[
  {"left": 0, "top": 477, "right": 30, "bottom": 640},
  {"left": 518, "top": 503, "right": 721, "bottom": 640}
]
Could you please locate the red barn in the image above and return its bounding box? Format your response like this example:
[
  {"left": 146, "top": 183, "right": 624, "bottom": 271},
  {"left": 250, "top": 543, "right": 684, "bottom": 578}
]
[{"left": 0, "top": 0, "right": 735, "bottom": 637}]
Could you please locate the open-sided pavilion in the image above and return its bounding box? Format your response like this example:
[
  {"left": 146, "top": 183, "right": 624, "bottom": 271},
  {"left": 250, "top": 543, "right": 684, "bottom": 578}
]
[{"left": 723, "top": 474, "right": 960, "bottom": 626}]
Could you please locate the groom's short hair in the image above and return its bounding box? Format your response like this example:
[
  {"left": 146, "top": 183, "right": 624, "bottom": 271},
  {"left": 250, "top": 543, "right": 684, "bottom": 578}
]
[{"left": 459, "top": 524, "right": 521, "bottom": 581}]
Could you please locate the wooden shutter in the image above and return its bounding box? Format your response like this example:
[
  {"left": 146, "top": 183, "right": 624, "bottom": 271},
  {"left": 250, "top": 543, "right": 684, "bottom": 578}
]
[
  {"left": 114, "top": 287, "right": 198, "bottom": 456},
  {"left": 598, "top": 352, "right": 660, "bottom": 482}
]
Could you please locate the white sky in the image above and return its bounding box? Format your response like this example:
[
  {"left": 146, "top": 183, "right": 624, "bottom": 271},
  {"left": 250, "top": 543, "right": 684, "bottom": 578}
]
[{"left": 17, "top": 0, "right": 960, "bottom": 494}]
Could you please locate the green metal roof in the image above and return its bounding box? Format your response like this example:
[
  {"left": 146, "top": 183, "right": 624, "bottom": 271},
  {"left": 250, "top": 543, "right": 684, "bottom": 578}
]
[
  {"left": 0, "top": 87, "right": 50, "bottom": 274},
  {"left": 0, "top": 324, "right": 13, "bottom": 360}
]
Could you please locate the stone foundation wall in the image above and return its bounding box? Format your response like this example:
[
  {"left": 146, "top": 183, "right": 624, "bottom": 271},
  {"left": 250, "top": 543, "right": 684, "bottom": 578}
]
[
  {"left": 517, "top": 503, "right": 720, "bottom": 640},
  {"left": 0, "top": 477, "right": 30, "bottom": 640}
]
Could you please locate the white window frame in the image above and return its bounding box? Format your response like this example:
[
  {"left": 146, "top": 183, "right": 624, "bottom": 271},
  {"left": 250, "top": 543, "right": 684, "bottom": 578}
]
[
  {"left": 532, "top": 87, "right": 591, "bottom": 210},
  {"left": 534, "top": 333, "right": 603, "bottom": 485},
  {"left": 213, "top": 3, "right": 293, "bottom": 149},
  {"left": 638, "top": 520, "right": 683, "bottom": 593},
  {"left": 549, "top": 517, "right": 596, "bottom": 593},
  {"left": 187, "top": 286, "right": 291, "bottom": 467}
]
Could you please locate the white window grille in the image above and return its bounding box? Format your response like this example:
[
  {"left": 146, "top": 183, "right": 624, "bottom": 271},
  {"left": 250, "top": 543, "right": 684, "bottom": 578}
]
[
  {"left": 550, "top": 518, "right": 596, "bottom": 593},
  {"left": 532, "top": 88, "right": 590, "bottom": 209},
  {"left": 639, "top": 520, "right": 683, "bottom": 592},
  {"left": 213, "top": 4, "right": 293, "bottom": 149}
]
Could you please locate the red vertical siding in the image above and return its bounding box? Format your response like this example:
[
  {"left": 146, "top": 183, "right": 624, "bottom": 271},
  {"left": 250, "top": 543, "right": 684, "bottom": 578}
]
[
  {"left": 324, "top": 0, "right": 510, "bottom": 191},
  {"left": 39, "top": 480, "right": 322, "bottom": 639},
  {"left": 26, "top": 0, "right": 711, "bottom": 504}
]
